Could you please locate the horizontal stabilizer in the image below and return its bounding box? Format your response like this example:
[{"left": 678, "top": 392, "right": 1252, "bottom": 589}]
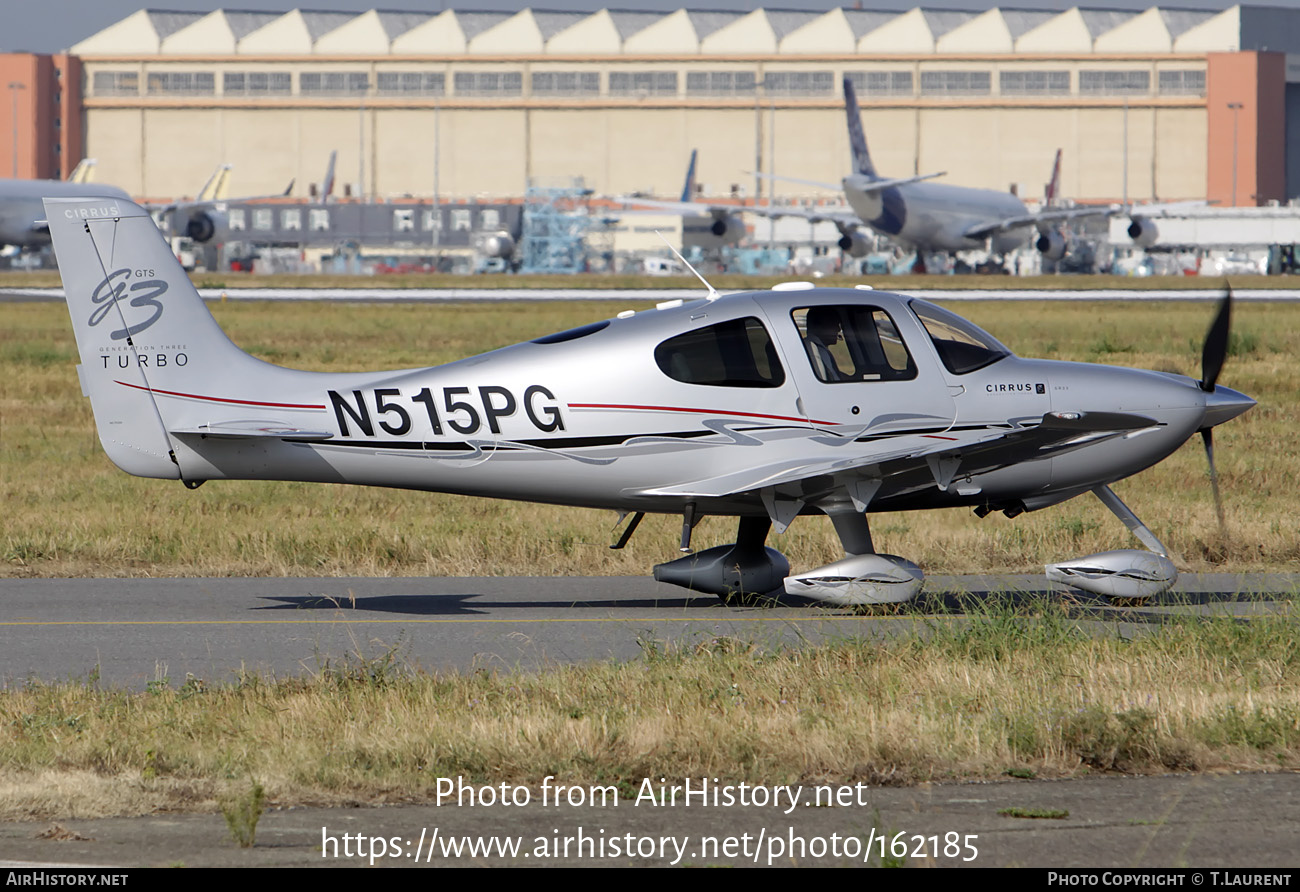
[
  {"left": 171, "top": 421, "right": 334, "bottom": 442},
  {"left": 963, "top": 198, "right": 1212, "bottom": 242},
  {"left": 852, "top": 172, "right": 945, "bottom": 193},
  {"left": 756, "top": 170, "right": 943, "bottom": 192}
]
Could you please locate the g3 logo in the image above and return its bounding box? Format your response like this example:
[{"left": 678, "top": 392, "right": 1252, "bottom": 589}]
[{"left": 89, "top": 268, "right": 168, "bottom": 341}]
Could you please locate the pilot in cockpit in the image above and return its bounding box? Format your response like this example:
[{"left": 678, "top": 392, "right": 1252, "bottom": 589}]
[{"left": 804, "top": 306, "right": 845, "bottom": 382}]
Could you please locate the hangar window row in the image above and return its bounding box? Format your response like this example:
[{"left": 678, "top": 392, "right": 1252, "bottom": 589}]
[
  {"left": 146, "top": 72, "right": 214, "bottom": 95},
  {"left": 226, "top": 206, "right": 499, "bottom": 235},
  {"left": 224, "top": 72, "right": 292, "bottom": 96},
  {"left": 90, "top": 67, "right": 1208, "bottom": 100},
  {"left": 845, "top": 71, "right": 915, "bottom": 97},
  {"left": 300, "top": 72, "right": 370, "bottom": 95}
]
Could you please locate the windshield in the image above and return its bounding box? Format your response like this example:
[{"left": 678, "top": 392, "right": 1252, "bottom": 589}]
[{"left": 909, "top": 299, "right": 1011, "bottom": 375}]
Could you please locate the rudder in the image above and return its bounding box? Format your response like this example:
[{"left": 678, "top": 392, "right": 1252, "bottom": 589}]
[
  {"left": 842, "top": 77, "right": 877, "bottom": 178},
  {"left": 680, "top": 149, "right": 698, "bottom": 203}
]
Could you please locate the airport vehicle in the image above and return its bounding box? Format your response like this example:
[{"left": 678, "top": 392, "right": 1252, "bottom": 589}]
[{"left": 46, "top": 195, "right": 1252, "bottom": 605}]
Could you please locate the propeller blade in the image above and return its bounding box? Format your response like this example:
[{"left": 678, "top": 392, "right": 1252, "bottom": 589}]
[
  {"left": 1201, "top": 427, "right": 1226, "bottom": 535},
  {"left": 1200, "top": 287, "right": 1232, "bottom": 392}
]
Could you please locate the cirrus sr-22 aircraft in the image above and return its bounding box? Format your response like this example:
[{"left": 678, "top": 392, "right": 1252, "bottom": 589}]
[{"left": 46, "top": 195, "right": 1253, "bottom": 605}]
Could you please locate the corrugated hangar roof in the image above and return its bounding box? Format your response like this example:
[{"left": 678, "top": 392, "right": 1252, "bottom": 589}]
[{"left": 70, "top": 6, "right": 1293, "bottom": 56}]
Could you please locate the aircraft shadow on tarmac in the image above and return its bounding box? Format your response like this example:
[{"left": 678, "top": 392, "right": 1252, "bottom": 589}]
[
  {"left": 253, "top": 593, "right": 722, "bottom": 615},
  {"left": 250, "top": 585, "right": 1289, "bottom": 620}
]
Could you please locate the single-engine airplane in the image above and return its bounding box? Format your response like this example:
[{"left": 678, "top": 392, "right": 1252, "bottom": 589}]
[{"left": 46, "top": 195, "right": 1254, "bottom": 605}]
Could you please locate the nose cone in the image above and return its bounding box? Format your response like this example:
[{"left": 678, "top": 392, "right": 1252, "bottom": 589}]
[{"left": 1201, "top": 385, "right": 1256, "bottom": 430}]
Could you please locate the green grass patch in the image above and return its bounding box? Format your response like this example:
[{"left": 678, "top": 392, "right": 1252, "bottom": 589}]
[{"left": 998, "top": 807, "right": 1070, "bottom": 819}]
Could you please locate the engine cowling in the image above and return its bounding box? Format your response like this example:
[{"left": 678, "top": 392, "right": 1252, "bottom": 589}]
[
  {"left": 1127, "top": 216, "right": 1159, "bottom": 247},
  {"left": 837, "top": 231, "right": 871, "bottom": 258},
  {"left": 476, "top": 231, "right": 515, "bottom": 259},
  {"left": 709, "top": 214, "right": 745, "bottom": 244},
  {"left": 1035, "top": 230, "right": 1068, "bottom": 261},
  {"left": 185, "top": 211, "right": 216, "bottom": 243}
]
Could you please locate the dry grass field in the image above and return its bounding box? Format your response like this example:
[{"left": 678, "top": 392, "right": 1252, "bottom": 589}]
[
  {"left": 1, "top": 296, "right": 1294, "bottom": 579},
  {"left": 1, "top": 601, "right": 1296, "bottom": 820},
  {"left": 1, "top": 269, "right": 1295, "bottom": 292}
]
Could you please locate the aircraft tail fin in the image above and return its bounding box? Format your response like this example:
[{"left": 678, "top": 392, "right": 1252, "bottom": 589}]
[
  {"left": 680, "top": 149, "right": 698, "bottom": 203},
  {"left": 322, "top": 150, "right": 337, "bottom": 200},
  {"left": 44, "top": 196, "right": 272, "bottom": 479},
  {"left": 1045, "top": 149, "right": 1063, "bottom": 204},
  {"left": 842, "top": 77, "right": 877, "bottom": 178},
  {"left": 197, "top": 164, "right": 233, "bottom": 202},
  {"left": 66, "top": 158, "right": 97, "bottom": 184}
]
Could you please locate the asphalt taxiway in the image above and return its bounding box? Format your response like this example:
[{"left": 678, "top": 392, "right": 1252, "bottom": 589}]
[{"left": 0, "top": 574, "right": 1294, "bottom": 686}]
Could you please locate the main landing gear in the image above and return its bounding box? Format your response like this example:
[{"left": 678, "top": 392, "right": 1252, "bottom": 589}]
[
  {"left": 652, "top": 509, "right": 922, "bottom": 607},
  {"left": 650, "top": 483, "right": 1178, "bottom": 606}
]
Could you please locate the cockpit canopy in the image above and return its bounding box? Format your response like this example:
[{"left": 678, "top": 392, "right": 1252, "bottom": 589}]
[{"left": 643, "top": 291, "right": 1011, "bottom": 390}]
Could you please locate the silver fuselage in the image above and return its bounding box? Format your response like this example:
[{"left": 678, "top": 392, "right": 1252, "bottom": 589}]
[
  {"left": 117, "top": 289, "right": 1244, "bottom": 519},
  {"left": 843, "top": 175, "right": 1029, "bottom": 255},
  {"left": 0, "top": 179, "right": 131, "bottom": 249}
]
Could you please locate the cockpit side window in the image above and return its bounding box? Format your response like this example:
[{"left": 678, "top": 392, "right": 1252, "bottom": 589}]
[
  {"left": 654, "top": 317, "right": 785, "bottom": 388},
  {"left": 909, "top": 299, "right": 1010, "bottom": 375},
  {"left": 791, "top": 305, "right": 917, "bottom": 383}
]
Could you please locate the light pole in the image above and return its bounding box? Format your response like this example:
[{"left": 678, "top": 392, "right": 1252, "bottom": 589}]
[
  {"left": 1227, "top": 102, "right": 1244, "bottom": 206},
  {"left": 432, "top": 98, "right": 440, "bottom": 251},
  {"left": 768, "top": 86, "right": 775, "bottom": 254},
  {"left": 9, "top": 81, "right": 25, "bottom": 178},
  {"left": 1121, "top": 96, "right": 1128, "bottom": 207},
  {"left": 357, "top": 93, "right": 365, "bottom": 201}
]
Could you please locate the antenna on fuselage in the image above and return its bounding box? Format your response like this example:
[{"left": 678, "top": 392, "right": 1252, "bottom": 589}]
[{"left": 655, "top": 231, "right": 718, "bottom": 300}]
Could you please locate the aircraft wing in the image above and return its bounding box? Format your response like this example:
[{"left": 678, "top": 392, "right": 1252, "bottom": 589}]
[
  {"left": 617, "top": 197, "right": 736, "bottom": 217},
  {"left": 153, "top": 183, "right": 294, "bottom": 218},
  {"left": 635, "top": 411, "right": 1155, "bottom": 500},
  {"left": 618, "top": 196, "right": 860, "bottom": 228},
  {"left": 1123, "top": 199, "right": 1209, "bottom": 218},
  {"left": 962, "top": 206, "right": 1112, "bottom": 240},
  {"left": 963, "top": 198, "right": 1211, "bottom": 241}
]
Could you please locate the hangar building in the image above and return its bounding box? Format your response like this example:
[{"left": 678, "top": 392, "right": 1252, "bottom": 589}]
[{"left": 5, "top": 5, "right": 1300, "bottom": 214}]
